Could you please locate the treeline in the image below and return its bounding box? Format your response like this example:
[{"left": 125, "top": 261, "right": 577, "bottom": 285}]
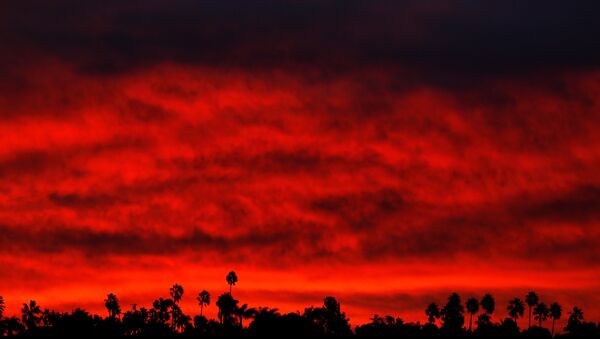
[{"left": 0, "top": 271, "right": 598, "bottom": 338}]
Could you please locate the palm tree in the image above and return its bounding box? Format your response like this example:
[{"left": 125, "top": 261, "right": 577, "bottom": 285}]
[
  {"left": 466, "top": 297, "right": 479, "bottom": 332},
  {"left": 226, "top": 271, "right": 238, "bottom": 295},
  {"left": 237, "top": 303, "right": 257, "bottom": 328},
  {"left": 196, "top": 290, "right": 210, "bottom": 317},
  {"left": 481, "top": 294, "right": 495, "bottom": 317},
  {"left": 152, "top": 298, "right": 174, "bottom": 325},
  {"left": 533, "top": 302, "right": 549, "bottom": 328},
  {"left": 425, "top": 302, "right": 440, "bottom": 325},
  {"left": 21, "top": 300, "right": 42, "bottom": 329},
  {"left": 507, "top": 298, "right": 525, "bottom": 324},
  {"left": 0, "top": 295, "right": 5, "bottom": 318},
  {"left": 170, "top": 284, "right": 184, "bottom": 304},
  {"left": 567, "top": 306, "right": 584, "bottom": 330},
  {"left": 549, "top": 302, "right": 562, "bottom": 337},
  {"left": 216, "top": 293, "right": 238, "bottom": 326},
  {"left": 104, "top": 293, "right": 121, "bottom": 319},
  {"left": 525, "top": 291, "right": 539, "bottom": 329},
  {"left": 170, "top": 303, "right": 190, "bottom": 332}
]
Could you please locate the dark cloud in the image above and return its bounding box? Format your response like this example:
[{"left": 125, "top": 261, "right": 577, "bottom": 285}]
[
  {"left": 310, "top": 189, "right": 406, "bottom": 230},
  {"left": 48, "top": 192, "right": 122, "bottom": 209},
  {"left": 0, "top": 222, "right": 323, "bottom": 261},
  {"left": 510, "top": 184, "right": 600, "bottom": 223},
  {"left": 2, "top": 0, "right": 600, "bottom": 81}
]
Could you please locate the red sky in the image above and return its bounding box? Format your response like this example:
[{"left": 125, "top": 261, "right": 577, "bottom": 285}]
[{"left": 1, "top": 0, "right": 600, "bottom": 331}]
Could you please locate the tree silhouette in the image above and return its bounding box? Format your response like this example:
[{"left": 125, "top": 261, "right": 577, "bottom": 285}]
[
  {"left": 169, "top": 284, "right": 184, "bottom": 331},
  {"left": 170, "top": 284, "right": 184, "bottom": 304},
  {"left": 466, "top": 297, "right": 479, "bottom": 332},
  {"left": 171, "top": 303, "right": 191, "bottom": 332},
  {"left": 151, "top": 297, "right": 173, "bottom": 325},
  {"left": 481, "top": 293, "right": 495, "bottom": 316},
  {"left": 104, "top": 293, "right": 121, "bottom": 319},
  {"left": 566, "top": 306, "right": 584, "bottom": 332},
  {"left": 526, "top": 291, "right": 540, "bottom": 329},
  {"left": 425, "top": 302, "right": 440, "bottom": 325},
  {"left": 4, "top": 316, "right": 25, "bottom": 336},
  {"left": 440, "top": 293, "right": 464, "bottom": 336},
  {"left": 0, "top": 295, "right": 4, "bottom": 319},
  {"left": 21, "top": 300, "right": 42, "bottom": 329},
  {"left": 2, "top": 280, "right": 599, "bottom": 338},
  {"left": 237, "top": 303, "right": 257, "bottom": 328},
  {"left": 549, "top": 302, "right": 562, "bottom": 337},
  {"left": 247, "top": 307, "right": 280, "bottom": 336},
  {"left": 304, "top": 296, "right": 352, "bottom": 336},
  {"left": 533, "top": 302, "right": 549, "bottom": 328},
  {"left": 216, "top": 293, "right": 238, "bottom": 327},
  {"left": 508, "top": 298, "right": 525, "bottom": 324},
  {"left": 196, "top": 290, "right": 211, "bottom": 317},
  {"left": 226, "top": 271, "right": 238, "bottom": 295}
]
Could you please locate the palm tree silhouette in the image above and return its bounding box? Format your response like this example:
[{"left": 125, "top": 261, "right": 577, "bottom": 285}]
[
  {"left": 104, "top": 293, "right": 121, "bottom": 319},
  {"left": 533, "top": 302, "right": 549, "bottom": 328},
  {"left": 466, "top": 297, "right": 479, "bottom": 332},
  {"left": 525, "top": 291, "right": 539, "bottom": 329},
  {"left": 425, "top": 302, "right": 440, "bottom": 325},
  {"left": 226, "top": 271, "right": 238, "bottom": 295},
  {"left": 196, "top": 290, "right": 211, "bottom": 317},
  {"left": 481, "top": 294, "right": 495, "bottom": 317},
  {"left": 21, "top": 300, "right": 42, "bottom": 329},
  {"left": 237, "top": 303, "right": 257, "bottom": 328},
  {"left": 549, "top": 302, "right": 562, "bottom": 337},
  {"left": 507, "top": 298, "right": 525, "bottom": 324},
  {"left": 0, "top": 295, "right": 5, "bottom": 319},
  {"left": 216, "top": 293, "right": 238, "bottom": 326},
  {"left": 169, "top": 284, "right": 184, "bottom": 331},
  {"left": 567, "top": 306, "right": 584, "bottom": 328},
  {"left": 152, "top": 297, "right": 174, "bottom": 325},
  {"left": 170, "top": 284, "right": 184, "bottom": 304},
  {"left": 170, "top": 303, "right": 190, "bottom": 332}
]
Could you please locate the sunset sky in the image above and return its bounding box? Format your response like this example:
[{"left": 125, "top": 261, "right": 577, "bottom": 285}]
[{"left": 1, "top": 0, "right": 600, "bottom": 330}]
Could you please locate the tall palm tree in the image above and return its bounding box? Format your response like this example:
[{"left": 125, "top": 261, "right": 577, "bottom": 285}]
[
  {"left": 170, "top": 284, "right": 184, "bottom": 304},
  {"left": 21, "top": 300, "right": 42, "bottom": 329},
  {"left": 481, "top": 294, "right": 495, "bottom": 317},
  {"left": 533, "top": 302, "right": 549, "bottom": 328},
  {"left": 525, "top": 291, "right": 539, "bottom": 329},
  {"left": 507, "top": 298, "right": 525, "bottom": 324},
  {"left": 104, "top": 293, "right": 121, "bottom": 319},
  {"left": 425, "top": 302, "right": 440, "bottom": 325},
  {"left": 197, "top": 290, "right": 211, "bottom": 317},
  {"left": 0, "top": 295, "right": 5, "bottom": 318},
  {"left": 466, "top": 297, "right": 479, "bottom": 332},
  {"left": 226, "top": 271, "right": 238, "bottom": 295},
  {"left": 237, "top": 303, "right": 257, "bottom": 328},
  {"left": 549, "top": 302, "right": 562, "bottom": 337}
]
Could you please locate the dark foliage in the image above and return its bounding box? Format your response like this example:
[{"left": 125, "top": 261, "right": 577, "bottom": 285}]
[{"left": 0, "top": 283, "right": 598, "bottom": 338}]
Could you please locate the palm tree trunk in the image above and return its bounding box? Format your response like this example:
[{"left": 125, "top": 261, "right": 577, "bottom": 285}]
[
  {"left": 551, "top": 318, "right": 555, "bottom": 337},
  {"left": 528, "top": 306, "right": 532, "bottom": 329},
  {"left": 469, "top": 314, "right": 473, "bottom": 332},
  {"left": 200, "top": 304, "right": 203, "bottom": 317},
  {"left": 229, "top": 285, "right": 232, "bottom": 295}
]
